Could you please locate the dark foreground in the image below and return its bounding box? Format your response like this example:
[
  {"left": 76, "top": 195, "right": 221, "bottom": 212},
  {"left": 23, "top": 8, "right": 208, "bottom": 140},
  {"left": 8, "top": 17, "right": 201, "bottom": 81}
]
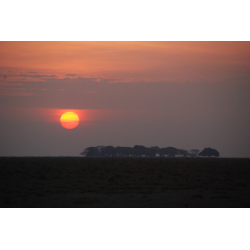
[{"left": 1, "top": 157, "right": 250, "bottom": 208}]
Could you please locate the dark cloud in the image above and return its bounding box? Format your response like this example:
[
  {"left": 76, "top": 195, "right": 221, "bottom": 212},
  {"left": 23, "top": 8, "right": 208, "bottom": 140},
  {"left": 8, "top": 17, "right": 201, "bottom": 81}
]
[
  {"left": 66, "top": 74, "right": 78, "bottom": 77},
  {"left": 19, "top": 74, "right": 57, "bottom": 78},
  {"left": 27, "top": 72, "right": 37, "bottom": 74},
  {"left": 1, "top": 74, "right": 57, "bottom": 79}
]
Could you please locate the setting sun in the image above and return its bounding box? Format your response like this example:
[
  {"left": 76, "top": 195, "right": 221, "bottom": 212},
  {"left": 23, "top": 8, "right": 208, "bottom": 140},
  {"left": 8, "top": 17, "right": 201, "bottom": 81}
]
[{"left": 60, "top": 112, "right": 79, "bottom": 129}]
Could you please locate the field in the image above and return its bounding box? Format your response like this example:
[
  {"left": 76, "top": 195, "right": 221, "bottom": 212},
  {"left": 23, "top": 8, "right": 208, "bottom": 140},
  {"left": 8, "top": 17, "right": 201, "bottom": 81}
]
[{"left": 0, "top": 157, "right": 250, "bottom": 208}]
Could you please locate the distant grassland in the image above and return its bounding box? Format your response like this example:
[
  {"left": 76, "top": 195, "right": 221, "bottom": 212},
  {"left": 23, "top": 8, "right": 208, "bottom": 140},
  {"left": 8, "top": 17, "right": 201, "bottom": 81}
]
[{"left": 0, "top": 157, "right": 250, "bottom": 208}]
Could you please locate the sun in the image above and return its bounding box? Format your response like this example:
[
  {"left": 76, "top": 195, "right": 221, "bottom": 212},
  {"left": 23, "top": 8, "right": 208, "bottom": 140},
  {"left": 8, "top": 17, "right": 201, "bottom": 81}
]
[{"left": 60, "top": 112, "right": 79, "bottom": 129}]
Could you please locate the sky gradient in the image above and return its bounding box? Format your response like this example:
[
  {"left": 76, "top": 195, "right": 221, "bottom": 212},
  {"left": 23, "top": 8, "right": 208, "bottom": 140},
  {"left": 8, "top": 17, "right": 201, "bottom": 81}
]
[{"left": 0, "top": 42, "right": 250, "bottom": 157}]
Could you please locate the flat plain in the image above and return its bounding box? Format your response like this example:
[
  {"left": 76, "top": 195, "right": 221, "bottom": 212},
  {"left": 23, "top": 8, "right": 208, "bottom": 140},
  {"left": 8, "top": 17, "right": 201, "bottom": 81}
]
[{"left": 0, "top": 157, "right": 250, "bottom": 208}]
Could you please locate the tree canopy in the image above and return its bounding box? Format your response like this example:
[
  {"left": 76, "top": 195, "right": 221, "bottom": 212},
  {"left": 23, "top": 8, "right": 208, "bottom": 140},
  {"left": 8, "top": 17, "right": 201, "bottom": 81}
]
[
  {"left": 198, "top": 148, "right": 220, "bottom": 157},
  {"left": 80, "top": 146, "right": 219, "bottom": 157}
]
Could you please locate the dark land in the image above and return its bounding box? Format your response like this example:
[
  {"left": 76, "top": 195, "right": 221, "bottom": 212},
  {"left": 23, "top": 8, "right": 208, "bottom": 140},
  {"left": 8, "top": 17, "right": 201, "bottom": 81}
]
[{"left": 1, "top": 157, "right": 250, "bottom": 208}]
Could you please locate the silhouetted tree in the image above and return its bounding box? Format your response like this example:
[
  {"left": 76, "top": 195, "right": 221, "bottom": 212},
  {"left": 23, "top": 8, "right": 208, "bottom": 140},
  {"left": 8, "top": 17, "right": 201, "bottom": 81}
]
[
  {"left": 100, "top": 146, "right": 116, "bottom": 157},
  {"left": 160, "top": 147, "right": 179, "bottom": 157},
  {"left": 198, "top": 148, "right": 219, "bottom": 157},
  {"left": 150, "top": 146, "right": 160, "bottom": 152},
  {"left": 145, "top": 147, "right": 158, "bottom": 157},
  {"left": 80, "top": 147, "right": 100, "bottom": 157},
  {"left": 80, "top": 148, "right": 89, "bottom": 156},
  {"left": 178, "top": 149, "right": 189, "bottom": 157},
  {"left": 116, "top": 146, "right": 132, "bottom": 157},
  {"left": 189, "top": 149, "right": 200, "bottom": 157},
  {"left": 133, "top": 145, "right": 146, "bottom": 157},
  {"left": 96, "top": 145, "right": 105, "bottom": 151},
  {"left": 80, "top": 145, "right": 218, "bottom": 158}
]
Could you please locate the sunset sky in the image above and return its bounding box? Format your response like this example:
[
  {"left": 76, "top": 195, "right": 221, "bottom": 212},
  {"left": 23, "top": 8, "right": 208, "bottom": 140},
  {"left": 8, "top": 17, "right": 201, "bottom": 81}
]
[{"left": 0, "top": 42, "right": 250, "bottom": 157}]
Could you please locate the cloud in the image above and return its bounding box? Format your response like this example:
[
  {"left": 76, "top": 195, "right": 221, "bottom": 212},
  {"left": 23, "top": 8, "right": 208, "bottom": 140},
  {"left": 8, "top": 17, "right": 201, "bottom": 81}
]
[
  {"left": 19, "top": 74, "right": 57, "bottom": 78},
  {"left": 0, "top": 83, "right": 34, "bottom": 96},
  {"left": 66, "top": 74, "right": 78, "bottom": 77},
  {"left": 0, "top": 91, "right": 35, "bottom": 96},
  {"left": 0, "top": 74, "right": 58, "bottom": 79}
]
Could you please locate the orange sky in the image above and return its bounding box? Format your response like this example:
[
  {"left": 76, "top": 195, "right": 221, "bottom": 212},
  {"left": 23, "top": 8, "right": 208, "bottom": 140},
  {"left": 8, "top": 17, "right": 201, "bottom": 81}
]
[
  {"left": 0, "top": 42, "right": 250, "bottom": 157},
  {"left": 1, "top": 41, "right": 250, "bottom": 83}
]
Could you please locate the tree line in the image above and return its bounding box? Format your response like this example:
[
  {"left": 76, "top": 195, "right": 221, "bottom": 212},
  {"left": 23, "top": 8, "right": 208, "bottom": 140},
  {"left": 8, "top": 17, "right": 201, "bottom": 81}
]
[{"left": 80, "top": 146, "right": 219, "bottom": 158}]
